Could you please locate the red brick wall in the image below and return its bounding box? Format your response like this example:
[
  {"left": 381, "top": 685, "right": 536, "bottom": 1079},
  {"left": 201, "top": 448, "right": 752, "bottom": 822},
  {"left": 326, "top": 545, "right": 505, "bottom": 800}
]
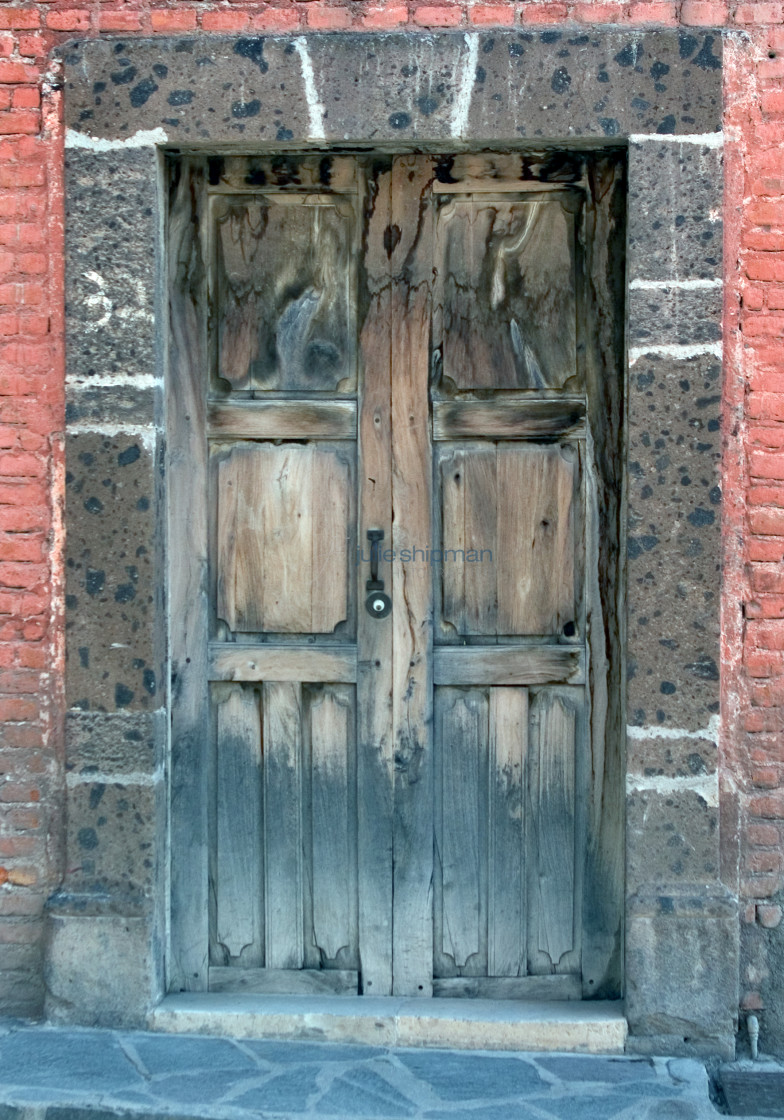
[{"left": 0, "top": 0, "right": 781, "bottom": 1031}]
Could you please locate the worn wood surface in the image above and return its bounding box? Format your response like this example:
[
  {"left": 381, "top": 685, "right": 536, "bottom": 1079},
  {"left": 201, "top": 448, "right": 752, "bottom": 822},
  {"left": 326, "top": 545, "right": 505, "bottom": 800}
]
[
  {"left": 215, "top": 685, "right": 263, "bottom": 965},
  {"left": 262, "top": 681, "right": 304, "bottom": 970},
  {"left": 172, "top": 151, "right": 625, "bottom": 1001},
  {"left": 488, "top": 687, "right": 527, "bottom": 978},
  {"left": 214, "top": 193, "right": 357, "bottom": 392},
  {"left": 390, "top": 154, "right": 435, "bottom": 997},
  {"left": 497, "top": 444, "right": 577, "bottom": 636},
  {"left": 434, "top": 646, "right": 584, "bottom": 687},
  {"left": 529, "top": 690, "right": 577, "bottom": 971},
  {"left": 209, "top": 967, "right": 358, "bottom": 996},
  {"left": 216, "top": 443, "right": 351, "bottom": 634},
  {"left": 167, "top": 157, "right": 211, "bottom": 991},
  {"left": 433, "top": 195, "right": 578, "bottom": 392},
  {"left": 310, "top": 686, "right": 357, "bottom": 964},
  {"left": 209, "top": 643, "right": 357, "bottom": 683},
  {"left": 356, "top": 159, "right": 395, "bottom": 996},
  {"left": 433, "top": 400, "right": 585, "bottom": 441},
  {"left": 208, "top": 400, "right": 357, "bottom": 441},
  {"left": 436, "top": 690, "right": 484, "bottom": 972},
  {"left": 433, "top": 974, "right": 581, "bottom": 1000}
]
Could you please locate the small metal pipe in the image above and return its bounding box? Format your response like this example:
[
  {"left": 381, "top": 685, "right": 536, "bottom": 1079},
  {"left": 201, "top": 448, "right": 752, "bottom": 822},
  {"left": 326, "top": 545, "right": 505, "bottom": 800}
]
[{"left": 747, "top": 1014, "right": 760, "bottom": 1060}]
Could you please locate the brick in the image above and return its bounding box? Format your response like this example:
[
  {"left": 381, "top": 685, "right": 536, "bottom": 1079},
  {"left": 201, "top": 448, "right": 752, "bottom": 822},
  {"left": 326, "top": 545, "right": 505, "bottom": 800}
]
[
  {"left": 741, "top": 875, "right": 784, "bottom": 899},
  {"left": 627, "top": 1, "right": 677, "bottom": 21},
  {"left": 0, "top": 36, "right": 12, "bottom": 59},
  {"left": 361, "top": 3, "right": 410, "bottom": 27},
  {"left": 748, "top": 393, "right": 784, "bottom": 423},
  {"left": 0, "top": 63, "right": 39, "bottom": 86},
  {"left": 750, "top": 765, "right": 781, "bottom": 788},
  {"left": 744, "top": 230, "right": 784, "bottom": 252},
  {"left": 16, "top": 34, "right": 48, "bottom": 61},
  {"left": 46, "top": 10, "right": 90, "bottom": 32},
  {"left": 468, "top": 3, "right": 517, "bottom": 23},
  {"left": 12, "top": 89, "right": 40, "bottom": 112},
  {"left": 0, "top": 12, "right": 40, "bottom": 32},
  {"left": 747, "top": 849, "right": 784, "bottom": 874},
  {"left": 150, "top": 10, "right": 199, "bottom": 32},
  {"left": 249, "top": 8, "right": 301, "bottom": 30},
  {"left": 758, "top": 904, "right": 783, "bottom": 928},
  {"left": 201, "top": 10, "right": 251, "bottom": 31},
  {"left": 0, "top": 112, "right": 41, "bottom": 137},
  {"left": 412, "top": 5, "right": 464, "bottom": 26},
  {"left": 749, "top": 792, "right": 784, "bottom": 818},
  {"left": 520, "top": 1, "right": 569, "bottom": 19},
  {"left": 733, "top": 3, "right": 784, "bottom": 25},
  {"left": 573, "top": 2, "right": 627, "bottom": 20},
  {"left": 748, "top": 823, "right": 782, "bottom": 847},
  {"left": 97, "top": 11, "right": 144, "bottom": 33},
  {"left": 306, "top": 6, "right": 354, "bottom": 29},
  {"left": 681, "top": 0, "right": 729, "bottom": 22},
  {"left": 740, "top": 990, "right": 764, "bottom": 1010}
]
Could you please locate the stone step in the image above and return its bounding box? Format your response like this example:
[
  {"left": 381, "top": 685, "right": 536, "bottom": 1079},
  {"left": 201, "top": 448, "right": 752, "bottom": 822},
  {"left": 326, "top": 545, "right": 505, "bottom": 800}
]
[{"left": 151, "top": 995, "right": 627, "bottom": 1053}]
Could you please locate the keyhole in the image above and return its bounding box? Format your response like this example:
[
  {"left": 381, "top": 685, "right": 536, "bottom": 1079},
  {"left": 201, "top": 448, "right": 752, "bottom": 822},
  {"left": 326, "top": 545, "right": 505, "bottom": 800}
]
[{"left": 373, "top": 599, "right": 385, "bottom": 612}]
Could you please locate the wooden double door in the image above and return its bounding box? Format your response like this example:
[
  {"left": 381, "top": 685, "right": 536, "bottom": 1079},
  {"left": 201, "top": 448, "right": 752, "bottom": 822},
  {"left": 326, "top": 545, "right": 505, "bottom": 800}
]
[{"left": 167, "top": 151, "right": 626, "bottom": 1001}]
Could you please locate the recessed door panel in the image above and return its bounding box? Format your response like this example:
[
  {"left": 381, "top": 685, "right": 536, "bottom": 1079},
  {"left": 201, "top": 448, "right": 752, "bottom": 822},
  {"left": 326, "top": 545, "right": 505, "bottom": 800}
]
[
  {"left": 214, "top": 194, "right": 357, "bottom": 392},
  {"left": 434, "top": 195, "right": 578, "bottom": 392}
]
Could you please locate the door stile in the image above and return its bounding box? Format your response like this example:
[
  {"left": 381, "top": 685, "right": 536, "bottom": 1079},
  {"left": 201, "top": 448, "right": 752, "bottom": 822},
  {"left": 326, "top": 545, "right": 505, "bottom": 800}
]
[
  {"left": 167, "top": 156, "right": 211, "bottom": 991},
  {"left": 357, "top": 160, "right": 396, "bottom": 995},
  {"left": 389, "top": 156, "right": 436, "bottom": 996}
]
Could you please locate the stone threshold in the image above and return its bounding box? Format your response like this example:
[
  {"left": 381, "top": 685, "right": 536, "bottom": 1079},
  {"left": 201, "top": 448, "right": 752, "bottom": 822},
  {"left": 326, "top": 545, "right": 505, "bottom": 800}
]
[{"left": 150, "top": 994, "right": 627, "bottom": 1053}]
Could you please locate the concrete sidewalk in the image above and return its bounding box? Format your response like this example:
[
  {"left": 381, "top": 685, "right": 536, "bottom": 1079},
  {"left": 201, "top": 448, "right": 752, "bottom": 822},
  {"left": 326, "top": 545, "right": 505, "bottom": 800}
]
[{"left": 0, "top": 1019, "right": 728, "bottom": 1120}]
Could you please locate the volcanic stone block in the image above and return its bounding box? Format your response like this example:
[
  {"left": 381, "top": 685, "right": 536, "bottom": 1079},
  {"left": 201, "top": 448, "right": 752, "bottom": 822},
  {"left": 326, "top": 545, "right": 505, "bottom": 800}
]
[
  {"left": 627, "top": 790, "right": 719, "bottom": 890},
  {"left": 65, "top": 431, "right": 163, "bottom": 714},
  {"left": 66, "top": 710, "right": 164, "bottom": 777},
  {"left": 628, "top": 140, "right": 723, "bottom": 282},
  {"left": 65, "top": 780, "right": 160, "bottom": 897},
  {"left": 628, "top": 284, "right": 723, "bottom": 348},
  {"left": 627, "top": 353, "right": 721, "bottom": 732},
  {"left": 45, "top": 913, "right": 161, "bottom": 1028},
  {"left": 626, "top": 886, "right": 738, "bottom": 1059},
  {"left": 61, "top": 31, "right": 722, "bottom": 146},
  {"left": 65, "top": 147, "right": 159, "bottom": 384}
]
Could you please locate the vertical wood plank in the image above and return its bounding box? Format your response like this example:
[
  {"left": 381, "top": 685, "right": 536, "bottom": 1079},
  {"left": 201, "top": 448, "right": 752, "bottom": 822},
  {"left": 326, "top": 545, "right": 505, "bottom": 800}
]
[
  {"left": 261, "top": 446, "right": 314, "bottom": 633},
  {"left": 310, "top": 686, "right": 356, "bottom": 964},
  {"left": 462, "top": 448, "right": 498, "bottom": 636},
  {"left": 168, "top": 157, "right": 210, "bottom": 991},
  {"left": 497, "top": 445, "right": 575, "bottom": 636},
  {"left": 488, "top": 687, "right": 527, "bottom": 977},
  {"left": 263, "top": 681, "right": 304, "bottom": 970},
  {"left": 356, "top": 158, "right": 395, "bottom": 995},
  {"left": 438, "top": 689, "right": 485, "bottom": 971},
  {"left": 390, "top": 154, "right": 435, "bottom": 996},
  {"left": 311, "top": 448, "right": 351, "bottom": 634},
  {"left": 215, "top": 685, "right": 263, "bottom": 965},
  {"left": 439, "top": 448, "right": 465, "bottom": 638},
  {"left": 440, "top": 446, "right": 498, "bottom": 638},
  {"left": 529, "top": 690, "right": 576, "bottom": 969}
]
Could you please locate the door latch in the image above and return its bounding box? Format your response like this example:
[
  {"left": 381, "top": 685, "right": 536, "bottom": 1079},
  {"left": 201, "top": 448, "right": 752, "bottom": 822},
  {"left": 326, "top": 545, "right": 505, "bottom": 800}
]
[{"left": 365, "top": 529, "right": 391, "bottom": 618}]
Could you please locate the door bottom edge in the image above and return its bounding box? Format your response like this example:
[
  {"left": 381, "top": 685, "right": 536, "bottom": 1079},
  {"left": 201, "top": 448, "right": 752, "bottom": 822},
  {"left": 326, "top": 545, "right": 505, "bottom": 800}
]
[{"left": 149, "top": 994, "right": 627, "bottom": 1053}]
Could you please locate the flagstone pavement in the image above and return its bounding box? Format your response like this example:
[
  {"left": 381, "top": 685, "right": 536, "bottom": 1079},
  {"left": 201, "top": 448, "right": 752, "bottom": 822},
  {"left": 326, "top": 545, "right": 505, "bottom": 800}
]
[{"left": 0, "top": 1019, "right": 732, "bottom": 1119}]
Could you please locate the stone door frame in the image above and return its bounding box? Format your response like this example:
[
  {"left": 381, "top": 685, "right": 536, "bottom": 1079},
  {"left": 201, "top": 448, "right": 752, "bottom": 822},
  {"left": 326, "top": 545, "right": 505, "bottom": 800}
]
[{"left": 53, "top": 29, "right": 737, "bottom": 1056}]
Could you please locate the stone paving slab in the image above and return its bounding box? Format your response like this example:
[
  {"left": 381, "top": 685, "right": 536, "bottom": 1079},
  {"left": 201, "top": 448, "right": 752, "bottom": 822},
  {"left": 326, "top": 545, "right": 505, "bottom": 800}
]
[{"left": 0, "top": 1020, "right": 724, "bottom": 1120}]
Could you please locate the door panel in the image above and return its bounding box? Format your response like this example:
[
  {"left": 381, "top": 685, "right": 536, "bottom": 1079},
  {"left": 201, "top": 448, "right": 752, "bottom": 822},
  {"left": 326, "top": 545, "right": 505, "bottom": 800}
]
[
  {"left": 433, "top": 192, "right": 578, "bottom": 391},
  {"left": 167, "top": 150, "right": 625, "bottom": 1001},
  {"left": 437, "top": 442, "right": 579, "bottom": 639},
  {"left": 215, "top": 442, "right": 353, "bottom": 635},
  {"left": 214, "top": 193, "right": 357, "bottom": 392}
]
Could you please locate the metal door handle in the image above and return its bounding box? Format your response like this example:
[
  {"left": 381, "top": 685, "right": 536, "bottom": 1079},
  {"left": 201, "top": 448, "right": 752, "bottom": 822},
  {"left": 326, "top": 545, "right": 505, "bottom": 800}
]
[{"left": 365, "top": 529, "right": 391, "bottom": 618}]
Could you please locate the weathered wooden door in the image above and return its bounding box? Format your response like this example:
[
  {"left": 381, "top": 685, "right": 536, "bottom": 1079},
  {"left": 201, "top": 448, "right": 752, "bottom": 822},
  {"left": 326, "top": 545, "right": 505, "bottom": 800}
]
[{"left": 167, "top": 151, "right": 625, "bottom": 1000}]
